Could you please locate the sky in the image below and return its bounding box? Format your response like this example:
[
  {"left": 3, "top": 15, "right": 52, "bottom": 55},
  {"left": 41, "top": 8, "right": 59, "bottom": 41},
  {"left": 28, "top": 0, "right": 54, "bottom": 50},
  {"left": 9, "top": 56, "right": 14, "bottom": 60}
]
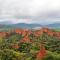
[{"left": 0, "top": 0, "right": 60, "bottom": 25}]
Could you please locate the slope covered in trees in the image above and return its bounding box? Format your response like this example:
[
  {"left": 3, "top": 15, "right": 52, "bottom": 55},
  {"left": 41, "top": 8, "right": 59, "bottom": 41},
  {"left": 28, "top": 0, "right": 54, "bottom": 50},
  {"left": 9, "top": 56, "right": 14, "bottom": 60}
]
[{"left": 0, "top": 28, "right": 60, "bottom": 60}]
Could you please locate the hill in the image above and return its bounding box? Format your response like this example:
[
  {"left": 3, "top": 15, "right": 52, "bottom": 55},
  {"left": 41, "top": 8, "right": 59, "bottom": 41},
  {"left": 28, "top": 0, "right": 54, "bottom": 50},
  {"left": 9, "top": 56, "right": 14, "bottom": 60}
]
[
  {"left": 46, "top": 23, "right": 60, "bottom": 28},
  {"left": 0, "top": 28, "right": 60, "bottom": 60}
]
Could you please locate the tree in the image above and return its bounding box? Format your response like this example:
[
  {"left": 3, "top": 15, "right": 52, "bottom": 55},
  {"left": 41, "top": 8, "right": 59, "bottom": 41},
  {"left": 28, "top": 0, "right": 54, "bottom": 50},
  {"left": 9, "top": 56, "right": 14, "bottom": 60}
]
[{"left": 18, "top": 43, "right": 32, "bottom": 53}]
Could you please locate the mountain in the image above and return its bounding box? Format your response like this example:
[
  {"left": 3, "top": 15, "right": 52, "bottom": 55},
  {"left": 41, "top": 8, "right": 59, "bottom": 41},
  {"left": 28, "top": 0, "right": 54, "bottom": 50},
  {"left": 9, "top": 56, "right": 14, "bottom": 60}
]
[
  {"left": 0, "top": 25, "right": 5, "bottom": 28},
  {"left": 0, "top": 23, "right": 42, "bottom": 30},
  {"left": 46, "top": 23, "right": 60, "bottom": 28},
  {"left": 0, "top": 22, "right": 60, "bottom": 30},
  {"left": 11, "top": 23, "right": 42, "bottom": 29}
]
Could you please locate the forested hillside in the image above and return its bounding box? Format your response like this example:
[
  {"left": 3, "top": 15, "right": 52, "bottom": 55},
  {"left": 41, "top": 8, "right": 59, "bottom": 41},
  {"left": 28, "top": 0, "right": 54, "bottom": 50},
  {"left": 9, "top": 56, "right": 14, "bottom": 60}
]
[{"left": 0, "top": 28, "right": 60, "bottom": 60}]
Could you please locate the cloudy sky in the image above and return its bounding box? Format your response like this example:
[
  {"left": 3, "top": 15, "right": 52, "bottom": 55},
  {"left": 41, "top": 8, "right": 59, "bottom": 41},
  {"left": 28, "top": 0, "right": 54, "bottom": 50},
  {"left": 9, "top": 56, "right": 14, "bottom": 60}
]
[{"left": 0, "top": 0, "right": 60, "bottom": 25}]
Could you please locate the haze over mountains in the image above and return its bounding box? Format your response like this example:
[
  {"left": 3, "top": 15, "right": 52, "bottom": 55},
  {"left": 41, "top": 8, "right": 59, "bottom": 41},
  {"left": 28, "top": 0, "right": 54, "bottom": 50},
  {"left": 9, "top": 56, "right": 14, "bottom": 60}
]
[{"left": 0, "top": 22, "right": 60, "bottom": 29}]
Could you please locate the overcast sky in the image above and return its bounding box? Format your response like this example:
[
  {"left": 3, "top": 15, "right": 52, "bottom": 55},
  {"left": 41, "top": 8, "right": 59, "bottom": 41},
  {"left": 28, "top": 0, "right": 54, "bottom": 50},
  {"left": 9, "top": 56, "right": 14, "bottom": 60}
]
[{"left": 0, "top": 0, "right": 60, "bottom": 25}]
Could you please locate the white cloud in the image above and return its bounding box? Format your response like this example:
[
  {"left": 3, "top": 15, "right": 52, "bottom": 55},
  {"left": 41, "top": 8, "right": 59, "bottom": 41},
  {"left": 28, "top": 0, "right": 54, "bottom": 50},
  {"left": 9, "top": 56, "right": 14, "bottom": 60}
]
[
  {"left": 0, "top": 18, "right": 32, "bottom": 24},
  {"left": 0, "top": 0, "right": 60, "bottom": 24}
]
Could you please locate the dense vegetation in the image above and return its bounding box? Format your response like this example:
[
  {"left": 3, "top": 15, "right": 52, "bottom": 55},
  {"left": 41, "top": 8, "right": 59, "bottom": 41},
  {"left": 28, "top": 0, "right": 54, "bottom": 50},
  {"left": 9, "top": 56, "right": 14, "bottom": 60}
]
[{"left": 0, "top": 28, "right": 60, "bottom": 60}]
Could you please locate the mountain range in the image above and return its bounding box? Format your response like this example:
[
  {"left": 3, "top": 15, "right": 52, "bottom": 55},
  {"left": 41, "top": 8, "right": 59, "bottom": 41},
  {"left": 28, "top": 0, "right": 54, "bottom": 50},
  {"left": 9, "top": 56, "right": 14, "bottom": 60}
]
[{"left": 0, "top": 23, "right": 60, "bottom": 29}]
